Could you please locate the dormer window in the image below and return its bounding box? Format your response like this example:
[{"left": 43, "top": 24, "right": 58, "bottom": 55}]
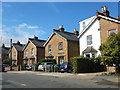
[
  {"left": 108, "top": 29, "right": 116, "bottom": 35},
  {"left": 31, "top": 48, "right": 34, "bottom": 56},
  {"left": 87, "top": 35, "right": 92, "bottom": 45}
]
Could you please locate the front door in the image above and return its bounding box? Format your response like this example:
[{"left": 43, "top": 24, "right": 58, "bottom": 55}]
[{"left": 58, "top": 56, "right": 64, "bottom": 64}]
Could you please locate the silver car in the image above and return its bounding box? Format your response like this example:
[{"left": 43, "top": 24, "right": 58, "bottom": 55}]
[{"left": 38, "top": 62, "right": 54, "bottom": 71}]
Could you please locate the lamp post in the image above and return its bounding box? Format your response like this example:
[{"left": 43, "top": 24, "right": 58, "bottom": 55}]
[{"left": 10, "top": 39, "right": 12, "bottom": 71}]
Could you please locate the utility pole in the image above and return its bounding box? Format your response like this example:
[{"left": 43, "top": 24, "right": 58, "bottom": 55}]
[{"left": 10, "top": 39, "right": 12, "bottom": 71}]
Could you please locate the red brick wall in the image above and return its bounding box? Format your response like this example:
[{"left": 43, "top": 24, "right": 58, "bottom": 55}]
[{"left": 99, "top": 18, "right": 120, "bottom": 43}]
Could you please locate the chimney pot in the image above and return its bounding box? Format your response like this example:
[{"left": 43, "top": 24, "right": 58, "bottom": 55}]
[
  {"left": 58, "top": 25, "right": 64, "bottom": 32},
  {"left": 74, "top": 28, "right": 79, "bottom": 36},
  {"left": 34, "top": 35, "right": 38, "bottom": 40}
]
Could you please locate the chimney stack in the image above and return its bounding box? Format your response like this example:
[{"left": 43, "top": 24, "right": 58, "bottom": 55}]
[
  {"left": 101, "top": 6, "right": 110, "bottom": 17},
  {"left": 17, "top": 41, "right": 20, "bottom": 45},
  {"left": 74, "top": 28, "right": 79, "bottom": 36},
  {"left": 117, "top": 16, "right": 120, "bottom": 20},
  {"left": 2, "top": 44, "right": 5, "bottom": 48},
  {"left": 34, "top": 35, "right": 38, "bottom": 40},
  {"left": 58, "top": 25, "right": 64, "bottom": 32}
]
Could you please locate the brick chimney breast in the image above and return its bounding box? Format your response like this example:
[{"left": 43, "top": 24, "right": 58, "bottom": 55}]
[
  {"left": 58, "top": 25, "right": 64, "bottom": 32},
  {"left": 34, "top": 35, "right": 38, "bottom": 40},
  {"left": 2, "top": 44, "right": 5, "bottom": 48},
  {"left": 117, "top": 16, "right": 120, "bottom": 20},
  {"left": 17, "top": 41, "right": 20, "bottom": 45},
  {"left": 101, "top": 6, "right": 110, "bottom": 17},
  {"left": 74, "top": 28, "right": 79, "bottom": 36}
]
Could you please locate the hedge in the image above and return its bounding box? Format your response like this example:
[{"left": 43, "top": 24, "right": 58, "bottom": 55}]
[{"left": 70, "top": 56, "right": 105, "bottom": 73}]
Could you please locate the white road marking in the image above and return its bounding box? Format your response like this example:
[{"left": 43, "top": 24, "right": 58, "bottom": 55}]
[
  {"left": 7, "top": 80, "right": 27, "bottom": 86},
  {"left": 36, "top": 74, "right": 59, "bottom": 77}
]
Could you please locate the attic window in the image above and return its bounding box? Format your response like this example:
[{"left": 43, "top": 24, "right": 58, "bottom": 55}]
[{"left": 83, "top": 22, "right": 85, "bottom": 29}]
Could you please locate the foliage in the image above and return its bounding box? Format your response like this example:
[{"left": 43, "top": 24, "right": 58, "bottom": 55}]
[
  {"left": 3, "top": 56, "right": 10, "bottom": 64},
  {"left": 39, "top": 58, "right": 56, "bottom": 64},
  {"left": 70, "top": 56, "right": 105, "bottom": 73},
  {"left": 3, "top": 59, "right": 10, "bottom": 65},
  {"left": 101, "top": 72, "right": 120, "bottom": 76},
  {"left": 12, "top": 63, "right": 17, "bottom": 67},
  {"left": 100, "top": 33, "right": 120, "bottom": 66}
]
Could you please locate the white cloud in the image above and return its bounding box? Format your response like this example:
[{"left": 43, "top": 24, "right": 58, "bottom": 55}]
[
  {"left": 1, "top": 23, "right": 46, "bottom": 47},
  {"left": 27, "top": 26, "right": 39, "bottom": 29}
]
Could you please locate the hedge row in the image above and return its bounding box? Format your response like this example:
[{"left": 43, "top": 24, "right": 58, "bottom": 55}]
[{"left": 70, "top": 56, "right": 105, "bottom": 73}]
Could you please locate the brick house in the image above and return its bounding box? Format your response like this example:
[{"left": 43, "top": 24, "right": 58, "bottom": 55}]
[
  {"left": 44, "top": 25, "right": 79, "bottom": 64},
  {"left": 22, "top": 36, "right": 46, "bottom": 66},
  {"left": 96, "top": 6, "right": 120, "bottom": 43},
  {"left": 0, "top": 44, "right": 10, "bottom": 61},
  {"left": 8, "top": 41, "right": 24, "bottom": 66}
]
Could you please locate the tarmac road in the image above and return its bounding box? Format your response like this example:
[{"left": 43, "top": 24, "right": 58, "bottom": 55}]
[{"left": 2, "top": 71, "right": 119, "bottom": 89}]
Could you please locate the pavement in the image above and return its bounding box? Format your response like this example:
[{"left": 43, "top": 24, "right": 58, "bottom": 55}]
[{"left": 5, "top": 70, "right": 119, "bottom": 84}]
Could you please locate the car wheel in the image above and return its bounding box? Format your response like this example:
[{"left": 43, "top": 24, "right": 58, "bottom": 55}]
[{"left": 67, "top": 69, "right": 72, "bottom": 73}]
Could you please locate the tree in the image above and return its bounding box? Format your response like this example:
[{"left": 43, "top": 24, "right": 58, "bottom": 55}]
[
  {"left": 100, "top": 33, "right": 120, "bottom": 66},
  {"left": 3, "top": 56, "right": 10, "bottom": 65}
]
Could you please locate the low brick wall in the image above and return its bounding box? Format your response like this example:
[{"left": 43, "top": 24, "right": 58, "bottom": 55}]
[
  {"left": 5, "top": 67, "right": 10, "bottom": 71},
  {"left": 5, "top": 66, "right": 21, "bottom": 71},
  {"left": 107, "top": 66, "right": 117, "bottom": 72}
]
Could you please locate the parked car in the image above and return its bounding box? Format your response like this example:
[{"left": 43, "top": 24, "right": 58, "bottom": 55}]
[
  {"left": 59, "top": 62, "right": 73, "bottom": 73},
  {"left": 38, "top": 62, "right": 54, "bottom": 71},
  {"left": 54, "top": 64, "right": 61, "bottom": 72}
]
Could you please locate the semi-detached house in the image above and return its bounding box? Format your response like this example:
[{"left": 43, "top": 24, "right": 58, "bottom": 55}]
[
  {"left": 23, "top": 36, "right": 46, "bottom": 66},
  {"left": 44, "top": 25, "right": 79, "bottom": 64},
  {"left": 78, "top": 6, "right": 120, "bottom": 58}
]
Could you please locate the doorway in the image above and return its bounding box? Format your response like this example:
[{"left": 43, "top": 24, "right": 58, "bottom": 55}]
[{"left": 58, "top": 56, "right": 64, "bottom": 64}]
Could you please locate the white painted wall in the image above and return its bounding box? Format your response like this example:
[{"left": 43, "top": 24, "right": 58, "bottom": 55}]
[
  {"left": 79, "top": 16, "right": 101, "bottom": 57},
  {"left": 79, "top": 16, "right": 96, "bottom": 34}
]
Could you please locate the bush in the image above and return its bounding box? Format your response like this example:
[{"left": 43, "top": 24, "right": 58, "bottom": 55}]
[
  {"left": 39, "top": 58, "right": 56, "bottom": 64},
  {"left": 35, "top": 62, "right": 41, "bottom": 71},
  {"left": 12, "top": 63, "right": 17, "bottom": 67},
  {"left": 70, "top": 56, "right": 105, "bottom": 73}
]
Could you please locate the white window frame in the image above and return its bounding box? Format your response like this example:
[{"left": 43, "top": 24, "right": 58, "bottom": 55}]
[
  {"left": 31, "top": 48, "right": 34, "bottom": 56},
  {"left": 108, "top": 29, "right": 116, "bottom": 35},
  {"left": 87, "top": 35, "right": 92, "bottom": 46}
]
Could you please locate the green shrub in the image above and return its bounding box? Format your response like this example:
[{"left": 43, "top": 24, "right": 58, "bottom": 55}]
[
  {"left": 70, "top": 56, "right": 105, "bottom": 73},
  {"left": 39, "top": 58, "right": 56, "bottom": 64},
  {"left": 12, "top": 63, "right": 17, "bottom": 67}
]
